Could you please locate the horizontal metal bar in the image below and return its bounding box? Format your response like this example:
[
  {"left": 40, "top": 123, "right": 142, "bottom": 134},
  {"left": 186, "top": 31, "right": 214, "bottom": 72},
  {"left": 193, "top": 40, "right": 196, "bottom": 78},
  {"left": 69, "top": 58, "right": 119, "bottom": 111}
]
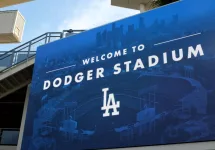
[
  {"left": 0, "top": 32, "right": 62, "bottom": 57},
  {"left": 0, "top": 55, "right": 35, "bottom": 73},
  {"left": 0, "top": 33, "right": 48, "bottom": 57},
  {"left": 0, "top": 36, "right": 60, "bottom": 60},
  {"left": 62, "top": 29, "right": 85, "bottom": 33},
  {"left": 0, "top": 51, "right": 36, "bottom": 54},
  {"left": 0, "top": 31, "right": 81, "bottom": 73}
]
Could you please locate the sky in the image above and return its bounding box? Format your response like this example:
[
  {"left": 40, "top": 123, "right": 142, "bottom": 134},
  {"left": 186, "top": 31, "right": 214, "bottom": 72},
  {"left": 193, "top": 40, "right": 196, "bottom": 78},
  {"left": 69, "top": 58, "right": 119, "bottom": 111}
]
[{"left": 0, "top": 0, "right": 139, "bottom": 51}]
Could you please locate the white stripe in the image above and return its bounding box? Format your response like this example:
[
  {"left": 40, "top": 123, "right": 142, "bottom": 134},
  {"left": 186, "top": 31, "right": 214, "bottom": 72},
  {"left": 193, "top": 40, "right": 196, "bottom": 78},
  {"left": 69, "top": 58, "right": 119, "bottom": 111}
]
[
  {"left": 46, "top": 65, "right": 76, "bottom": 74},
  {"left": 154, "top": 33, "right": 201, "bottom": 46}
]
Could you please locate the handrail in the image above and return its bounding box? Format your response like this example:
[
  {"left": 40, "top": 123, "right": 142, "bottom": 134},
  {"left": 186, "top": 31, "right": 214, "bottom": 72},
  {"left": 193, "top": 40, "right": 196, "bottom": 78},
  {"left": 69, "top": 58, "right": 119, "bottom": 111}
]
[
  {"left": 0, "top": 33, "right": 47, "bottom": 57},
  {"left": 0, "top": 32, "right": 62, "bottom": 57},
  {"left": 0, "top": 30, "right": 85, "bottom": 73},
  {"left": 0, "top": 32, "right": 63, "bottom": 73},
  {"left": 0, "top": 36, "right": 46, "bottom": 60}
]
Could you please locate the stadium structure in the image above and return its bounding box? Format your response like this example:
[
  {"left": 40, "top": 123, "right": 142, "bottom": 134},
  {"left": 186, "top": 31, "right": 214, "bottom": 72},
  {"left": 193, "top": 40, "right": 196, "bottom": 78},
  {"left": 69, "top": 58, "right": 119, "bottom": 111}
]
[{"left": 0, "top": 0, "right": 215, "bottom": 150}]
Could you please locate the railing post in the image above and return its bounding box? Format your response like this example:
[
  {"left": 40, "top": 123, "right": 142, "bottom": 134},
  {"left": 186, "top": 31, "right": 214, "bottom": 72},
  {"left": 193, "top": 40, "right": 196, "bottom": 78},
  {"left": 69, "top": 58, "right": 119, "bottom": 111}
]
[
  {"left": 10, "top": 50, "right": 15, "bottom": 67},
  {"left": 45, "top": 33, "right": 48, "bottom": 44},
  {"left": 60, "top": 32, "right": 64, "bottom": 39},
  {"left": 48, "top": 33, "right": 51, "bottom": 43},
  {"left": 27, "top": 41, "right": 32, "bottom": 62}
]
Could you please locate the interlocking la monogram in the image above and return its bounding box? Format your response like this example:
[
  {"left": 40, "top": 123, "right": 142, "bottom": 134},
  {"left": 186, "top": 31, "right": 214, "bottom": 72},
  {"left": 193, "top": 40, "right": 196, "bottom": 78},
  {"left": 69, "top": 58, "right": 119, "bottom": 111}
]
[{"left": 101, "top": 88, "right": 120, "bottom": 117}]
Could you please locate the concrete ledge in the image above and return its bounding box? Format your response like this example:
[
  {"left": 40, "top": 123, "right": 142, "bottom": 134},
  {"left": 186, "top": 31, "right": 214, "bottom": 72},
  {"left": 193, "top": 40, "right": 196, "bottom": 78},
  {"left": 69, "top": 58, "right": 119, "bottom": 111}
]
[
  {"left": 113, "top": 141, "right": 215, "bottom": 150},
  {"left": 0, "top": 57, "right": 35, "bottom": 81}
]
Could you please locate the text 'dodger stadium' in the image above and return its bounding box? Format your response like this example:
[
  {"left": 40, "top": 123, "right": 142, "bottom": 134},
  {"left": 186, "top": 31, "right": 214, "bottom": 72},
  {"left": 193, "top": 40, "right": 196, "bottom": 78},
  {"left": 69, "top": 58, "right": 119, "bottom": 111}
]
[{"left": 22, "top": 0, "right": 215, "bottom": 149}]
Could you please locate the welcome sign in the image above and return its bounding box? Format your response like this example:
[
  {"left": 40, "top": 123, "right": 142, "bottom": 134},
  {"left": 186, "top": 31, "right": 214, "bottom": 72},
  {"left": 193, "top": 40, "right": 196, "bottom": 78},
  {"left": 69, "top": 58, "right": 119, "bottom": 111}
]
[{"left": 22, "top": 0, "right": 215, "bottom": 149}]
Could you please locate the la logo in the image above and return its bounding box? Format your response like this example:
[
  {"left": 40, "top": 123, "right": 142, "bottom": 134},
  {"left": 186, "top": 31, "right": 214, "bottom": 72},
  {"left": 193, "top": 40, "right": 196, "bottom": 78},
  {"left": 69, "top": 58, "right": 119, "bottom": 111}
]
[{"left": 101, "top": 88, "right": 120, "bottom": 117}]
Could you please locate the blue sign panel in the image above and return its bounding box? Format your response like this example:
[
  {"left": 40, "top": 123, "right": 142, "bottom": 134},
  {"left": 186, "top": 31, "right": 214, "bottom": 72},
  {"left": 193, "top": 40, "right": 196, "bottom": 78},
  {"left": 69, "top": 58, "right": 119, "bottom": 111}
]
[{"left": 22, "top": 0, "right": 215, "bottom": 149}]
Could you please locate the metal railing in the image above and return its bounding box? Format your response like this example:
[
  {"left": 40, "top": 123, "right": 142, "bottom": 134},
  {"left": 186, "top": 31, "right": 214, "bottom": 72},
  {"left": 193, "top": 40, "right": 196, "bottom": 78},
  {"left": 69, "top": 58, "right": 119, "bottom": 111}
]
[{"left": 0, "top": 32, "right": 63, "bottom": 73}]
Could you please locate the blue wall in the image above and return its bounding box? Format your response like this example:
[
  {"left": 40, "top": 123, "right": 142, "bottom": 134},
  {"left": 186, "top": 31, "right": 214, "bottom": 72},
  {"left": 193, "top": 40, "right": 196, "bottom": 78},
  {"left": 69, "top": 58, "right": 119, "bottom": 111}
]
[{"left": 22, "top": 0, "right": 215, "bottom": 149}]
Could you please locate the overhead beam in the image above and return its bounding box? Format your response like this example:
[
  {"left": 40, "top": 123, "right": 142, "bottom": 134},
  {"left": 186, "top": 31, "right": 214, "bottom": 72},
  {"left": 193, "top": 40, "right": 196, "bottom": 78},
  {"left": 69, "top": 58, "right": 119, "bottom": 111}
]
[{"left": 0, "top": 0, "right": 32, "bottom": 8}]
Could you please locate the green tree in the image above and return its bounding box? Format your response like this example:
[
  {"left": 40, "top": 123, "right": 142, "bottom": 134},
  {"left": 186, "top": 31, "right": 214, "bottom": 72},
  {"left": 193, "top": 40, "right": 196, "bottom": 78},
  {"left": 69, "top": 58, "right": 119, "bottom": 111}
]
[{"left": 152, "top": 0, "right": 179, "bottom": 7}]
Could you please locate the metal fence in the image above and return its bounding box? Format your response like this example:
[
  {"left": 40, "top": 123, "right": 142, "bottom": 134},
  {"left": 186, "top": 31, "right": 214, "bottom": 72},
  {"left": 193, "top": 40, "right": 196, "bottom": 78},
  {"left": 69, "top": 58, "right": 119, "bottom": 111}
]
[{"left": 0, "top": 32, "right": 63, "bottom": 73}]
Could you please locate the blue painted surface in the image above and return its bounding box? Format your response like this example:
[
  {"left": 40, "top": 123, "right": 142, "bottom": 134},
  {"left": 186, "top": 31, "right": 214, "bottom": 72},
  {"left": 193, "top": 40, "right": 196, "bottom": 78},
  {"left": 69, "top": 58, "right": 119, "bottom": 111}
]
[{"left": 22, "top": 0, "right": 215, "bottom": 149}]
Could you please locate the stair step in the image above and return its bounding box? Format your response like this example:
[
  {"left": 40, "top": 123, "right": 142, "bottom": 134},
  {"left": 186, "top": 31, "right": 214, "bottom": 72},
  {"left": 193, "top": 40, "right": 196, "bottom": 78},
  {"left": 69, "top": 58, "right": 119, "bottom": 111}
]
[
  {"left": 1, "top": 80, "right": 12, "bottom": 90},
  {"left": 17, "top": 71, "right": 27, "bottom": 82},
  {"left": 6, "top": 77, "right": 18, "bottom": 88},
  {"left": 11, "top": 75, "right": 20, "bottom": 85},
  {"left": 0, "top": 83, "right": 7, "bottom": 93}
]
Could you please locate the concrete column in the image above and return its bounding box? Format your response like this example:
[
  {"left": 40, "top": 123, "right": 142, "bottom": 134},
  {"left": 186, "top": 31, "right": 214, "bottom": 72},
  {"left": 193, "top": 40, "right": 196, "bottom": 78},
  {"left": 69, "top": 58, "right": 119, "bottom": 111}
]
[
  {"left": 16, "top": 84, "right": 31, "bottom": 150},
  {"left": 140, "top": 3, "right": 146, "bottom": 12}
]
